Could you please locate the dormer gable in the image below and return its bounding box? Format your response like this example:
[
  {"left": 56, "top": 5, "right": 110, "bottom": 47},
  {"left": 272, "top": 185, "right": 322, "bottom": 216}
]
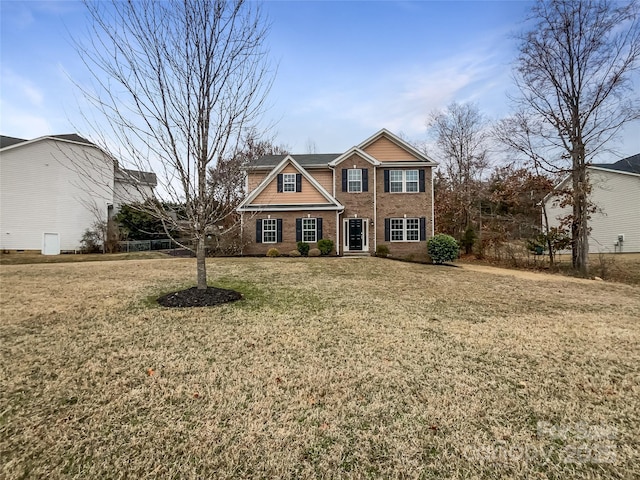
[
  {"left": 238, "top": 155, "right": 342, "bottom": 211},
  {"left": 358, "top": 129, "right": 437, "bottom": 164}
]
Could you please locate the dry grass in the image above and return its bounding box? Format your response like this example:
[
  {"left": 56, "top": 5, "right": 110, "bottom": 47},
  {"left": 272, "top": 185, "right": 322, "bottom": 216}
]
[
  {"left": 1, "top": 257, "right": 639, "bottom": 479},
  {"left": 0, "top": 251, "right": 168, "bottom": 265},
  {"left": 463, "top": 247, "right": 640, "bottom": 286}
]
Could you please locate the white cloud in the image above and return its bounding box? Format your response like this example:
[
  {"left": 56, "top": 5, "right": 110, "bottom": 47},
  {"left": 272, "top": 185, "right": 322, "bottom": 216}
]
[
  {"left": 0, "top": 100, "right": 51, "bottom": 137},
  {"left": 1, "top": 68, "right": 45, "bottom": 107},
  {"left": 292, "top": 48, "right": 505, "bottom": 146}
]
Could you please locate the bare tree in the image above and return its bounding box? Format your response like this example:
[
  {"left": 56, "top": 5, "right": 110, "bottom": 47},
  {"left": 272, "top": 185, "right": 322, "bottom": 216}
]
[
  {"left": 427, "top": 102, "right": 490, "bottom": 238},
  {"left": 512, "top": 0, "right": 640, "bottom": 275},
  {"left": 74, "top": 0, "right": 273, "bottom": 289}
]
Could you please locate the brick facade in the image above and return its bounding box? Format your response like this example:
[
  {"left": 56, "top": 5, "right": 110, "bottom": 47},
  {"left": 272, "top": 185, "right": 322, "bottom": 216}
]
[
  {"left": 242, "top": 210, "right": 338, "bottom": 255},
  {"left": 237, "top": 130, "right": 437, "bottom": 259}
]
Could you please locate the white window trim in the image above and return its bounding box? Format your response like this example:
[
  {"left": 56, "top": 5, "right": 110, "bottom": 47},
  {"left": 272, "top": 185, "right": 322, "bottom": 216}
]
[
  {"left": 389, "top": 169, "right": 419, "bottom": 193},
  {"left": 390, "top": 217, "right": 420, "bottom": 242},
  {"left": 302, "top": 218, "right": 317, "bottom": 243},
  {"left": 347, "top": 168, "right": 362, "bottom": 193},
  {"left": 343, "top": 218, "right": 369, "bottom": 252},
  {"left": 262, "top": 218, "right": 277, "bottom": 243},
  {"left": 283, "top": 173, "right": 296, "bottom": 192}
]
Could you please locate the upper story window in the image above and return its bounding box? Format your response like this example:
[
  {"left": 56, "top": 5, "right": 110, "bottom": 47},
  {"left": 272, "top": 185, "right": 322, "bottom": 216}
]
[
  {"left": 384, "top": 169, "right": 424, "bottom": 193},
  {"left": 283, "top": 173, "right": 296, "bottom": 192},
  {"left": 277, "top": 173, "right": 302, "bottom": 193},
  {"left": 347, "top": 169, "right": 362, "bottom": 192},
  {"left": 405, "top": 170, "right": 419, "bottom": 192},
  {"left": 341, "top": 168, "right": 368, "bottom": 192},
  {"left": 390, "top": 170, "right": 403, "bottom": 192}
]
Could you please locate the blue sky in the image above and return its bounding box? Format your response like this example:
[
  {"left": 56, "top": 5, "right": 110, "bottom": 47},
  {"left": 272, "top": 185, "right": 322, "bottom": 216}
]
[{"left": 1, "top": 0, "right": 638, "bottom": 162}]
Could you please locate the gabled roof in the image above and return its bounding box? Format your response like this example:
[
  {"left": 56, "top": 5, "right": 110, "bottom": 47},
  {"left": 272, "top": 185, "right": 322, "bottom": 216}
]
[
  {"left": 237, "top": 155, "right": 343, "bottom": 212},
  {"left": 0, "top": 133, "right": 94, "bottom": 152},
  {"left": 249, "top": 153, "right": 340, "bottom": 169},
  {"left": 592, "top": 153, "right": 640, "bottom": 174},
  {"left": 328, "top": 147, "right": 380, "bottom": 167},
  {"left": 357, "top": 128, "right": 438, "bottom": 165},
  {"left": 115, "top": 168, "right": 158, "bottom": 187},
  {"left": 0, "top": 135, "right": 27, "bottom": 149}
]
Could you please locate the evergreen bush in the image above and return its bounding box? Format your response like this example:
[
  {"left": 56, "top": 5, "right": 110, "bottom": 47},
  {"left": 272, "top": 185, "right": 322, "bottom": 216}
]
[
  {"left": 317, "top": 239, "right": 334, "bottom": 255},
  {"left": 297, "top": 241, "right": 310, "bottom": 256},
  {"left": 427, "top": 234, "right": 459, "bottom": 264},
  {"left": 376, "top": 244, "right": 390, "bottom": 258}
]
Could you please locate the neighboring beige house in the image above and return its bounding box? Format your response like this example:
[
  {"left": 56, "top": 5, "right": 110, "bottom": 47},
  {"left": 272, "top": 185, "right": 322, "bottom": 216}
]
[
  {"left": 0, "top": 134, "right": 156, "bottom": 254},
  {"left": 543, "top": 154, "right": 640, "bottom": 253},
  {"left": 237, "top": 129, "right": 437, "bottom": 258}
]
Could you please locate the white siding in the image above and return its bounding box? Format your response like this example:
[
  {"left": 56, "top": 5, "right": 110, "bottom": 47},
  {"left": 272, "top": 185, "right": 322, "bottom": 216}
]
[
  {"left": 113, "top": 181, "right": 154, "bottom": 213},
  {"left": 0, "top": 139, "right": 114, "bottom": 251},
  {"left": 545, "top": 168, "right": 640, "bottom": 253}
]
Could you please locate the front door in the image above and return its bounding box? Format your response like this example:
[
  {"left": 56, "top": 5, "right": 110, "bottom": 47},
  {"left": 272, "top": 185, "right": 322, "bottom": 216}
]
[{"left": 348, "top": 219, "right": 363, "bottom": 251}]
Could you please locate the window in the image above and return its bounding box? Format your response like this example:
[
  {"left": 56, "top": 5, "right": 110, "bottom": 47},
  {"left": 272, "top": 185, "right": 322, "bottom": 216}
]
[
  {"left": 384, "top": 169, "right": 424, "bottom": 193},
  {"left": 405, "top": 170, "right": 419, "bottom": 192},
  {"left": 262, "top": 219, "right": 277, "bottom": 243},
  {"left": 390, "top": 170, "right": 403, "bottom": 192},
  {"left": 283, "top": 173, "right": 296, "bottom": 192},
  {"left": 302, "top": 218, "right": 317, "bottom": 242},
  {"left": 388, "top": 218, "right": 421, "bottom": 242},
  {"left": 347, "top": 169, "right": 362, "bottom": 192},
  {"left": 390, "top": 218, "right": 404, "bottom": 241},
  {"left": 406, "top": 218, "right": 419, "bottom": 241}
]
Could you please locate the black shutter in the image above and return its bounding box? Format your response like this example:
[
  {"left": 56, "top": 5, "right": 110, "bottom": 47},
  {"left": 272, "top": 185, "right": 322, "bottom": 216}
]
[
  {"left": 384, "top": 218, "right": 390, "bottom": 242},
  {"left": 362, "top": 168, "right": 369, "bottom": 192},
  {"left": 296, "top": 218, "right": 302, "bottom": 242},
  {"left": 384, "top": 169, "right": 390, "bottom": 192},
  {"left": 342, "top": 169, "right": 347, "bottom": 192},
  {"left": 277, "top": 174, "right": 283, "bottom": 192},
  {"left": 316, "top": 218, "right": 323, "bottom": 240},
  {"left": 419, "top": 169, "right": 426, "bottom": 192},
  {"left": 420, "top": 217, "right": 426, "bottom": 241},
  {"left": 256, "top": 219, "right": 262, "bottom": 243},
  {"left": 296, "top": 174, "right": 302, "bottom": 192},
  {"left": 277, "top": 219, "right": 283, "bottom": 243}
]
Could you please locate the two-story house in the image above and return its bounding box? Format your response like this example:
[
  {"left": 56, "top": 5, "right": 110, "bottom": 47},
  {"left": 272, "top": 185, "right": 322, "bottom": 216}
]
[
  {"left": 1, "top": 134, "right": 156, "bottom": 254},
  {"left": 237, "top": 129, "right": 437, "bottom": 258}
]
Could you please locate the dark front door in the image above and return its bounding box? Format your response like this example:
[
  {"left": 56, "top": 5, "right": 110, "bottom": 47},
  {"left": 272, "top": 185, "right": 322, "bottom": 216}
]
[{"left": 348, "top": 219, "right": 363, "bottom": 251}]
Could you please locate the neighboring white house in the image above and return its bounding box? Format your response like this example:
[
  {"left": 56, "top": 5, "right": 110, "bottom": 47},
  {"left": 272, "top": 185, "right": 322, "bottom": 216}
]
[
  {"left": 544, "top": 154, "right": 640, "bottom": 253},
  {"left": 0, "top": 134, "right": 156, "bottom": 254}
]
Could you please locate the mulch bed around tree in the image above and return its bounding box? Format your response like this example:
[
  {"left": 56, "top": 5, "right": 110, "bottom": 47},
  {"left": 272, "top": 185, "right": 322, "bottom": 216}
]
[{"left": 157, "top": 286, "right": 242, "bottom": 308}]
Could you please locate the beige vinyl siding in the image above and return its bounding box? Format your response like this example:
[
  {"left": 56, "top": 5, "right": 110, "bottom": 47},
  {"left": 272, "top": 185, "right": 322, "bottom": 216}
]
[
  {"left": 363, "top": 137, "right": 420, "bottom": 161},
  {"left": 247, "top": 171, "right": 268, "bottom": 192},
  {"left": 545, "top": 168, "right": 640, "bottom": 253},
  {"left": 0, "top": 139, "right": 114, "bottom": 251},
  {"left": 252, "top": 164, "right": 328, "bottom": 205},
  {"left": 309, "top": 168, "right": 333, "bottom": 192}
]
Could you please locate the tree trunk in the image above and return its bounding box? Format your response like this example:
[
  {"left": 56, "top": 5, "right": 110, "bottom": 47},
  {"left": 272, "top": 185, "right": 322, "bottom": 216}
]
[
  {"left": 572, "top": 156, "right": 589, "bottom": 276},
  {"left": 541, "top": 202, "right": 554, "bottom": 267},
  {"left": 196, "top": 236, "right": 207, "bottom": 290}
]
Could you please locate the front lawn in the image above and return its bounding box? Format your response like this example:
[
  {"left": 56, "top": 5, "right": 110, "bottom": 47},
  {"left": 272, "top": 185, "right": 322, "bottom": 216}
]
[{"left": 1, "top": 257, "right": 638, "bottom": 479}]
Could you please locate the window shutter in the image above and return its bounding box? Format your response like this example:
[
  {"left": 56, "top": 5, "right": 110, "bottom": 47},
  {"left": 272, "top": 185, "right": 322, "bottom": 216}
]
[
  {"left": 296, "top": 174, "right": 302, "bottom": 192},
  {"left": 277, "top": 174, "right": 283, "bottom": 192},
  {"left": 362, "top": 168, "right": 369, "bottom": 192},
  {"left": 384, "top": 169, "right": 390, "bottom": 192},
  {"left": 256, "top": 219, "right": 262, "bottom": 243},
  {"left": 317, "top": 218, "right": 323, "bottom": 240},
  {"left": 277, "top": 219, "right": 283, "bottom": 243},
  {"left": 296, "top": 218, "right": 302, "bottom": 242},
  {"left": 384, "top": 218, "right": 390, "bottom": 242},
  {"left": 342, "top": 169, "right": 347, "bottom": 192},
  {"left": 419, "top": 169, "right": 426, "bottom": 192},
  {"left": 420, "top": 217, "right": 426, "bottom": 241}
]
